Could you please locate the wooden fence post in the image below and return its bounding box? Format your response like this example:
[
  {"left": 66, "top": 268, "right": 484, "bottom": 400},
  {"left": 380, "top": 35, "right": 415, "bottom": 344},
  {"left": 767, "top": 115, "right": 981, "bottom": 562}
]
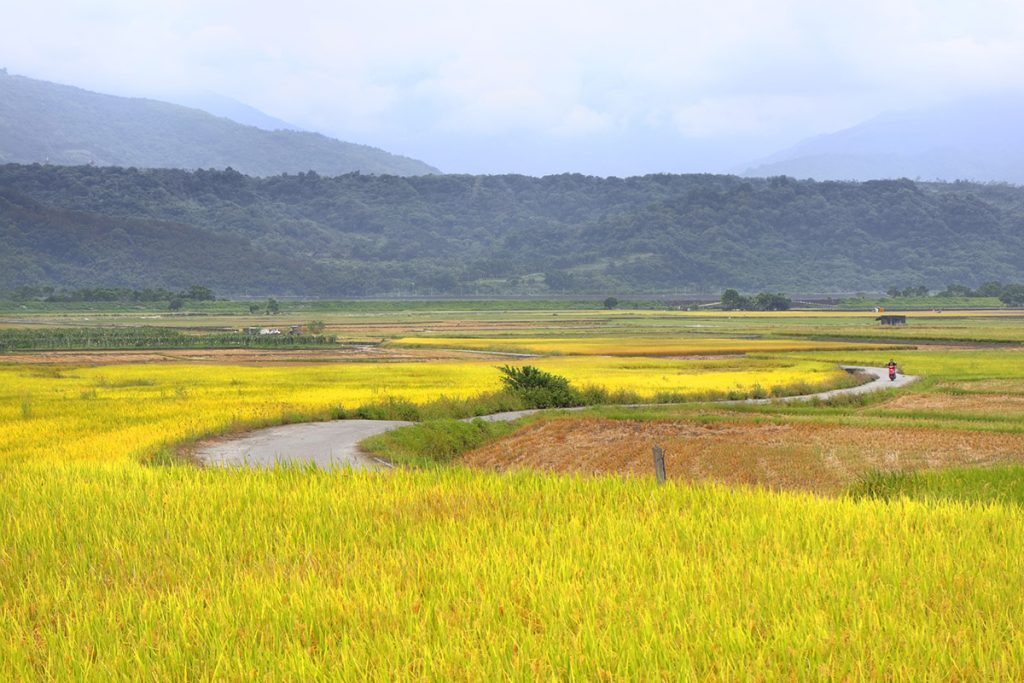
[{"left": 653, "top": 445, "right": 666, "bottom": 484}]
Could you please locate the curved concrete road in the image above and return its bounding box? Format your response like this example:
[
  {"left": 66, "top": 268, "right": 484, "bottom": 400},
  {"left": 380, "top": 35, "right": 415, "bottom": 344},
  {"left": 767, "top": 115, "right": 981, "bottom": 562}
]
[
  {"left": 192, "top": 365, "right": 917, "bottom": 470},
  {"left": 738, "top": 364, "right": 918, "bottom": 404},
  {"left": 194, "top": 419, "right": 412, "bottom": 469}
]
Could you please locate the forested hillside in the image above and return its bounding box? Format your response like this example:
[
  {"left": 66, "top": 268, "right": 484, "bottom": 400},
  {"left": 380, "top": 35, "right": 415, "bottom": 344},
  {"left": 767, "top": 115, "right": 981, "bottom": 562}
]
[
  {"left": 0, "top": 70, "right": 438, "bottom": 177},
  {"left": 2, "top": 163, "right": 1024, "bottom": 295}
]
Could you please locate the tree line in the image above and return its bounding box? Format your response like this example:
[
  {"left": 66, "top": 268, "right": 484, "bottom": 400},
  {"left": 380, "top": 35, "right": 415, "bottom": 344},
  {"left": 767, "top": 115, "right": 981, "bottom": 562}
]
[
  {"left": 1, "top": 285, "right": 217, "bottom": 303},
  {"left": 5, "top": 164, "right": 1024, "bottom": 295},
  {"left": 887, "top": 282, "right": 1024, "bottom": 306},
  {"left": 720, "top": 289, "right": 792, "bottom": 311}
]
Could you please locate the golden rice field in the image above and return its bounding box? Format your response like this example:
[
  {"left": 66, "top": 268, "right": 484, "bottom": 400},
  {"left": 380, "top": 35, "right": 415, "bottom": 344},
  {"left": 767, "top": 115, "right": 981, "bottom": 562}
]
[
  {"left": 5, "top": 328, "right": 1024, "bottom": 677},
  {"left": 4, "top": 465, "right": 1024, "bottom": 679},
  {"left": 0, "top": 357, "right": 842, "bottom": 465},
  {"left": 391, "top": 335, "right": 897, "bottom": 356}
]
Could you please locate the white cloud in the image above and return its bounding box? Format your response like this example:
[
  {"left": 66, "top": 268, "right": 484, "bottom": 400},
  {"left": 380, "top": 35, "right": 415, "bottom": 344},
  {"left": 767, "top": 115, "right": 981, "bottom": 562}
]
[
  {"left": 553, "top": 105, "right": 614, "bottom": 136},
  {"left": 3, "top": 0, "right": 1024, "bottom": 172}
]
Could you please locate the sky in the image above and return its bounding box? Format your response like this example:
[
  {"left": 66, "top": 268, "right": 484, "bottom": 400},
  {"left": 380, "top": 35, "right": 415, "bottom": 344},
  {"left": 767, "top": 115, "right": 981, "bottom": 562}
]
[{"left": 3, "top": 0, "right": 1024, "bottom": 175}]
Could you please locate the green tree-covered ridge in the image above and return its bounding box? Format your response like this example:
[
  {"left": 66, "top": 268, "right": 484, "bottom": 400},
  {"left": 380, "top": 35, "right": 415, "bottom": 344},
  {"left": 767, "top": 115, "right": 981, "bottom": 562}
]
[{"left": 3, "top": 164, "right": 1024, "bottom": 295}]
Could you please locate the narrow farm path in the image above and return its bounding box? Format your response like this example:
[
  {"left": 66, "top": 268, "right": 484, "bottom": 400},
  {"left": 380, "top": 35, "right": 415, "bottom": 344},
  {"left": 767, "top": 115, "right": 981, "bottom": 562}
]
[{"left": 192, "top": 366, "right": 918, "bottom": 470}]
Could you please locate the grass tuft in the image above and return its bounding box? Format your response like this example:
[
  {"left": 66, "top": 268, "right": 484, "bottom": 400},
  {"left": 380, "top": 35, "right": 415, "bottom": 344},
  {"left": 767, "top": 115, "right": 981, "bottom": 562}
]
[{"left": 362, "top": 418, "right": 520, "bottom": 467}]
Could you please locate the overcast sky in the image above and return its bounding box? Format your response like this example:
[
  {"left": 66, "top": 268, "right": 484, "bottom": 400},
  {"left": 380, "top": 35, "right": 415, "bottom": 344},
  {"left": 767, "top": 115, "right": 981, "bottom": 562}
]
[{"left": 4, "top": 0, "right": 1024, "bottom": 175}]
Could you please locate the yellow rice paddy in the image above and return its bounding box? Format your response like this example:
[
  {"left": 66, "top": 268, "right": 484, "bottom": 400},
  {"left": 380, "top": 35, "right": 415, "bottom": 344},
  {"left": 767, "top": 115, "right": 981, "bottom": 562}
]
[
  {"left": 4, "top": 466, "right": 1024, "bottom": 679},
  {"left": 391, "top": 335, "right": 896, "bottom": 356},
  {"left": 2, "top": 339, "right": 1023, "bottom": 678},
  {"left": 0, "top": 357, "right": 841, "bottom": 465}
]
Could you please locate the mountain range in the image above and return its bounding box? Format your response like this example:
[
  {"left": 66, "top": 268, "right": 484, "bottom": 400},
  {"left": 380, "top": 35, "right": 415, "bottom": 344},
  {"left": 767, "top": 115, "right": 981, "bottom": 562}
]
[
  {"left": 0, "top": 69, "right": 438, "bottom": 177},
  {"left": 744, "top": 94, "right": 1024, "bottom": 183}
]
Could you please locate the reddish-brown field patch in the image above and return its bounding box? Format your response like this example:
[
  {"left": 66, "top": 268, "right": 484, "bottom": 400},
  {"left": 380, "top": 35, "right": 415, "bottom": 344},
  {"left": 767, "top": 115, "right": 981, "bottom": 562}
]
[
  {"left": 461, "top": 417, "right": 1024, "bottom": 493},
  {"left": 877, "top": 392, "right": 1024, "bottom": 415}
]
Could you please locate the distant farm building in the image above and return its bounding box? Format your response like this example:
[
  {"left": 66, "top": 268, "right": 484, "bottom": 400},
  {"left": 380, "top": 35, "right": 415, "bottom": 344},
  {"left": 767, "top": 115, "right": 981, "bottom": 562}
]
[{"left": 876, "top": 315, "right": 907, "bottom": 326}]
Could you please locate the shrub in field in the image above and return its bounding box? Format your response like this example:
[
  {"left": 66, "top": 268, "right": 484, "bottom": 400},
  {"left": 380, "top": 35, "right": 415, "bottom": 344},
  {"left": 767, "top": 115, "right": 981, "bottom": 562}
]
[
  {"left": 363, "top": 418, "right": 518, "bottom": 466},
  {"left": 354, "top": 396, "right": 421, "bottom": 421},
  {"left": 497, "top": 365, "right": 582, "bottom": 408},
  {"left": 577, "top": 384, "right": 644, "bottom": 406},
  {"left": 416, "top": 391, "right": 529, "bottom": 420},
  {"left": 354, "top": 392, "right": 531, "bottom": 422}
]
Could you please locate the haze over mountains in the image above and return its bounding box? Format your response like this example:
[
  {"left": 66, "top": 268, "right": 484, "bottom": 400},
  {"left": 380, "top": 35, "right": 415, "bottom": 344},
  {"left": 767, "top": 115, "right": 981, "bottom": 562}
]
[
  {"left": 160, "top": 91, "right": 305, "bottom": 133},
  {"left": 5, "top": 69, "right": 1024, "bottom": 185},
  {"left": 744, "top": 94, "right": 1024, "bottom": 184},
  {"left": 5, "top": 70, "right": 1024, "bottom": 297},
  {"left": 0, "top": 70, "right": 438, "bottom": 177}
]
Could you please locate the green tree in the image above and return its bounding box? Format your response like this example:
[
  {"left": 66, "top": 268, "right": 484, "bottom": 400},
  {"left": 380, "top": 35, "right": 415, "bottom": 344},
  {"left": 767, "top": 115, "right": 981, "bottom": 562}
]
[
  {"left": 977, "top": 282, "right": 1005, "bottom": 298},
  {"left": 938, "top": 283, "right": 974, "bottom": 297},
  {"left": 544, "top": 271, "right": 574, "bottom": 292},
  {"left": 721, "top": 289, "right": 749, "bottom": 310},
  {"left": 185, "top": 285, "right": 215, "bottom": 301},
  {"left": 603, "top": 297, "right": 619, "bottom": 310},
  {"left": 1000, "top": 284, "right": 1024, "bottom": 306},
  {"left": 753, "top": 292, "right": 791, "bottom": 311},
  {"left": 497, "top": 365, "right": 581, "bottom": 408},
  {"left": 266, "top": 298, "right": 280, "bottom": 314}
]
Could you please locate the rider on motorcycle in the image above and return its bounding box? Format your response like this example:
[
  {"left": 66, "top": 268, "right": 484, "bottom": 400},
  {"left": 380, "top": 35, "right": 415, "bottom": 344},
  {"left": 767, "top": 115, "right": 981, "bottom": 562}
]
[{"left": 887, "top": 359, "right": 897, "bottom": 381}]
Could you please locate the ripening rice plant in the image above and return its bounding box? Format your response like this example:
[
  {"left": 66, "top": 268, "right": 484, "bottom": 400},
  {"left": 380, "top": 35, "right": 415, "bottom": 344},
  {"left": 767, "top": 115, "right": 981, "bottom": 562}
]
[
  {"left": 0, "top": 358, "right": 847, "bottom": 465},
  {"left": 391, "top": 335, "right": 899, "bottom": 356},
  {"left": 3, "top": 465, "right": 1024, "bottom": 679}
]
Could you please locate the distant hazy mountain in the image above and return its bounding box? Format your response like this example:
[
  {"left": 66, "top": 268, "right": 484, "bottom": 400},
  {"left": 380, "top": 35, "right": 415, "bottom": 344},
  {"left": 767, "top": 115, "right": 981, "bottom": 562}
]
[
  {"left": 161, "top": 91, "right": 304, "bottom": 132},
  {"left": 0, "top": 69, "right": 439, "bottom": 176},
  {"left": 744, "top": 94, "right": 1024, "bottom": 183}
]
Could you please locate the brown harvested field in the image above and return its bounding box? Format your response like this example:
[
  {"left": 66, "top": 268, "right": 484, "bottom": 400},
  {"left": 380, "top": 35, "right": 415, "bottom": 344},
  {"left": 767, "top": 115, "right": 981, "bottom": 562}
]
[
  {"left": 876, "top": 392, "right": 1024, "bottom": 415},
  {"left": 938, "top": 379, "right": 1024, "bottom": 394},
  {"left": 0, "top": 346, "right": 511, "bottom": 365},
  {"left": 461, "top": 417, "right": 1024, "bottom": 494},
  {"left": 326, "top": 316, "right": 611, "bottom": 337}
]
